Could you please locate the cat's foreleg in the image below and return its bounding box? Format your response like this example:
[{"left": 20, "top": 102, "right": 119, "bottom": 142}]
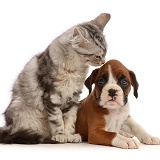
[
  {"left": 44, "top": 93, "right": 67, "bottom": 143},
  {"left": 48, "top": 107, "right": 68, "bottom": 143},
  {"left": 63, "top": 104, "right": 82, "bottom": 143}
]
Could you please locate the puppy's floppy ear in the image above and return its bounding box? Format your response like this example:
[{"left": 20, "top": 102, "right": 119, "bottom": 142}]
[
  {"left": 129, "top": 70, "right": 139, "bottom": 98},
  {"left": 85, "top": 69, "right": 99, "bottom": 94}
]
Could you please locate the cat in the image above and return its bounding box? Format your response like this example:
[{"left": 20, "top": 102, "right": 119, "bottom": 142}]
[{"left": 0, "top": 13, "right": 110, "bottom": 144}]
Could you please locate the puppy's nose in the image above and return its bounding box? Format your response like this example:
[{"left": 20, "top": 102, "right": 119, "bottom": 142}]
[{"left": 108, "top": 89, "right": 117, "bottom": 98}]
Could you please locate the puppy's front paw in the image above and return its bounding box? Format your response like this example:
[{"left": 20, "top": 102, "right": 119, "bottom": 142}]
[
  {"left": 52, "top": 134, "right": 67, "bottom": 143},
  {"left": 139, "top": 134, "right": 160, "bottom": 145},
  {"left": 67, "top": 134, "right": 82, "bottom": 143},
  {"left": 112, "top": 134, "right": 140, "bottom": 149},
  {"left": 119, "top": 130, "right": 134, "bottom": 138}
]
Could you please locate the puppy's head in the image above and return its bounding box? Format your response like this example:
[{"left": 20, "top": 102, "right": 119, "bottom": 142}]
[{"left": 85, "top": 59, "right": 139, "bottom": 109}]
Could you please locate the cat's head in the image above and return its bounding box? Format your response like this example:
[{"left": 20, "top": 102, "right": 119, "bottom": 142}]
[{"left": 72, "top": 13, "right": 110, "bottom": 66}]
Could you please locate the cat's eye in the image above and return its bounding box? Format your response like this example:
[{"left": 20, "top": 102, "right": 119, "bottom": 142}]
[
  {"left": 120, "top": 79, "right": 129, "bottom": 87},
  {"left": 98, "top": 78, "right": 106, "bottom": 86},
  {"left": 95, "top": 55, "right": 101, "bottom": 59}
]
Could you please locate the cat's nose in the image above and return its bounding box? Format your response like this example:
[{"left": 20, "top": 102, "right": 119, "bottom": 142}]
[{"left": 101, "top": 58, "right": 106, "bottom": 64}]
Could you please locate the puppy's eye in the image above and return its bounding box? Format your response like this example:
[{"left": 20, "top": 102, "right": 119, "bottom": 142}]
[
  {"left": 120, "top": 79, "right": 129, "bottom": 87},
  {"left": 98, "top": 78, "right": 106, "bottom": 86}
]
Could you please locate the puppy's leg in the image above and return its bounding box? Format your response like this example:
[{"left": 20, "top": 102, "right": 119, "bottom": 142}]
[
  {"left": 121, "top": 116, "right": 160, "bottom": 145},
  {"left": 88, "top": 128, "right": 139, "bottom": 149}
]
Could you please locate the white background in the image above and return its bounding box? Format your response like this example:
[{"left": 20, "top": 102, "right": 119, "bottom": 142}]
[{"left": 0, "top": 0, "right": 160, "bottom": 159}]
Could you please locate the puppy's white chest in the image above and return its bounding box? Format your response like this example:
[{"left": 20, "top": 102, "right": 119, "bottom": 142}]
[{"left": 104, "top": 103, "right": 130, "bottom": 133}]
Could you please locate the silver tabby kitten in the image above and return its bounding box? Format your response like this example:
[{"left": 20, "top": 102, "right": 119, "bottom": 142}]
[{"left": 0, "top": 13, "right": 110, "bottom": 144}]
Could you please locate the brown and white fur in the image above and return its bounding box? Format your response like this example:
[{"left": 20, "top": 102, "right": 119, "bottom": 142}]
[
  {"left": 0, "top": 13, "right": 110, "bottom": 144},
  {"left": 76, "top": 59, "right": 160, "bottom": 149}
]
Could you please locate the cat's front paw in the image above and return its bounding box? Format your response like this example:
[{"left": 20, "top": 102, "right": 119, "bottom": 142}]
[
  {"left": 67, "top": 133, "right": 82, "bottom": 143},
  {"left": 139, "top": 134, "right": 160, "bottom": 145},
  {"left": 52, "top": 134, "right": 67, "bottom": 143}
]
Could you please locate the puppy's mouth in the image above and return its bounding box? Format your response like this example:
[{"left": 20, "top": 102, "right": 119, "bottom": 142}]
[
  {"left": 107, "top": 98, "right": 119, "bottom": 105},
  {"left": 108, "top": 97, "right": 116, "bottom": 101},
  {"left": 99, "top": 96, "right": 123, "bottom": 109}
]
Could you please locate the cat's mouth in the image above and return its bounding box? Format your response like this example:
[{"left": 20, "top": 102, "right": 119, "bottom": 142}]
[{"left": 86, "top": 61, "right": 103, "bottom": 66}]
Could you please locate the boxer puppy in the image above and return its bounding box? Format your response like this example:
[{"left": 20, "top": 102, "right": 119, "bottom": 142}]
[{"left": 76, "top": 59, "right": 160, "bottom": 149}]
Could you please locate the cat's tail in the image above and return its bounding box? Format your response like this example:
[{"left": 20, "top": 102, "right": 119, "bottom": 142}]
[{"left": 0, "top": 127, "right": 57, "bottom": 144}]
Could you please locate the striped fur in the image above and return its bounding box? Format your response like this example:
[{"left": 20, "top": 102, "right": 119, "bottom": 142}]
[
  {"left": 0, "top": 13, "right": 110, "bottom": 144},
  {"left": 80, "top": 23, "right": 107, "bottom": 52}
]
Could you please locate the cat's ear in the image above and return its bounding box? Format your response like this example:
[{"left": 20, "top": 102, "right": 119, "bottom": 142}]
[
  {"left": 92, "top": 13, "right": 111, "bottom": 31},
  {"left": 72, "top": 27, "right": 88, "bottom": 44},
  {"left": 73, "top": 28, "right": 83, "bottom": 38},
  {"left": 85, "top": 68, "right": 99, "bottom": 94},
  {"left": 73, "top": 28, "right": 80, "bottom": 37}
]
